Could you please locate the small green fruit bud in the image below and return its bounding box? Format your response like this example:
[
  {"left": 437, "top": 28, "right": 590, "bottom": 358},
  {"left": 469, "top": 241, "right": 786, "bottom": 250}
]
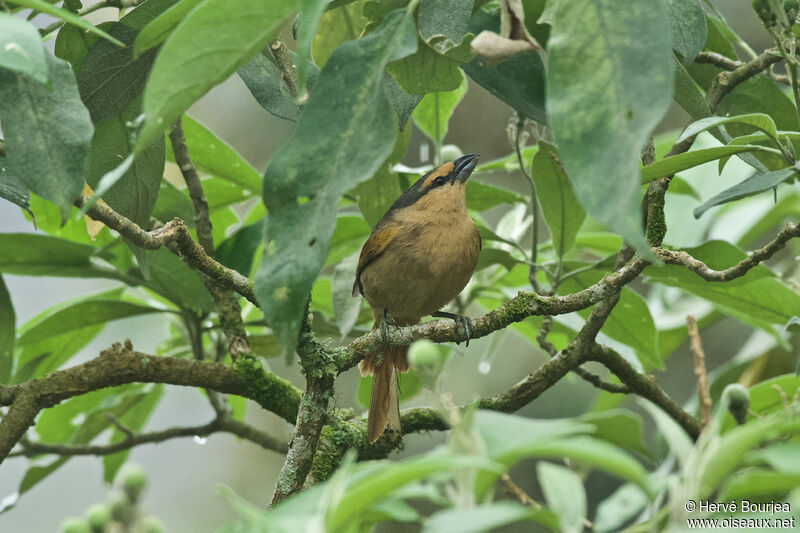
[
  {"left": 61, "top": 517, "right": 91, "bottom": 533},
  {"left": 408, "top": 339, "right": 444, "bottom": 381},
  {"left": 441, "top": 145, "right": 464, "bottom": 163},
  {"left": 723, "top": 383, "right": 750, "bottom": 425},
  {"left": 109, "top": 492, "right": 135, "bottom": 525},
  {"left": 120, "top": 463, "right": 147, "bottom": 503},
  {"left": 142, "top": 516, "right": 166, "bottom": 533},
  {"left": 85, "top": 503, "right": 110, "bottom": 532}
]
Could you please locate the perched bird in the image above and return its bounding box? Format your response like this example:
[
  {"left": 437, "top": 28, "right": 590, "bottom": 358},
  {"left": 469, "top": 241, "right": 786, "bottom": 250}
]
[{"left": 352, "top": 154, "right": 482, "bottom": 443}]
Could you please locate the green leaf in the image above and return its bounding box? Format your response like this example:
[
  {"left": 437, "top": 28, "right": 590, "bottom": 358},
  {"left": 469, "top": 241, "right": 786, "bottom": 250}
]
[
  {"left": 327, "top": 451, "right": 500, "bottom": 533},
  {"left": 412, "top": 74, "right": 466, "bottom": 144},
  {"left": 0, "top": 233, "right": 122, "bottom": 279},
  {"left": 87, "top": 97, "right": 166, "bottom": 227},
  {"left": 295, "top": 0, "right": 329, "bottom": 96},
  {"left": 151, "top": 180, "right": 195, "bottom": 225},
  {"left": 327, "top": 215, "right": 371, "bottom": 266},
  {"left": 249, "top": 334, "right": 283, "bottom": 358},
  {"left": 547, "top": 0, "right": 673, "bottom": 255},
  {"left": 76, "top": 0, "right": 178, "bottom": 123},
  {"left": 719, "top": 469, "right": 800, "bottom": 501},
  {"left": 103, "top": 384, "right": 164, "bottom": 482},
  {"left": 0, "top": 14, "right": 48, "bottom": 83},
  {"left": 237, "top": 52, "right": 302, "bottom": 122},
  {"left": 641, "top": 145, "right": 776, "bottom": 183},
  {"left": 312, "top": 0, "right": 367, "bottom": 67},
  {"left": 0, "top": 275, "right": 14, "bottom": 384},
  {"left": 133, "top": 0, "right": 203, "bottom": 58},
  {"left": 698, "top": 414, "right": 800, "bottom": 498},
  {"left": 165, "top": 115, "right": 262, "bottom": 192},
  {"left": 17, "top": 299, "right": 164, "bottom": 347},
  {"left": 142, "top": 248, "right": 216, "bottom": 312},
  {"left": 659, "top": 0, "right": 706, "bottom": 62},
  {"left": 0, "top": 172, "right": 33, "bottom": 220},
  {"left": 594, "top": 482, "right": 650, "bottom": 533},
  {"left": 12, "top": 0, "right": 124, "bottom": 46},
  {"left": 418, "top": 0, "right": 473, "bottom": 60},
  {"left": 466, "top": 180, "right": 525, "bottom": 211},
  {"left": 531, "top": 142, "right": 586, "bottom": 257},
  {"left": 637, "top": 398, "right": 693, "bottom": 466},
  {"left": 0, "top": 53, "right": 93, "bottom": 219},
  {"left": 462, "top": 7, "right": 546, "bottom": 123},
  {"left": 677, "top": 113, "right": 781, "bottom": 146},
  {"left": 580, "top": 409, "right": 650, "bottom": 457},
  {"left": 538, "top": 462, "right": 587, "bottom": 533},
  {"left": 255, "top": 8, "right": 417, "bottom": 352},
  {"left": 54, "top": 24, "right": 92, "bottom": 72},
  {"left": 673, "top": 54, "right": 711, "bottom": 120},
  {"left": 136, "top": 0, "right": 297, "bottom": 151},
  {"left": 423, "top": 502, "right": 553, "bottom": 533},
  {"left": 216, "top": 220, "right": 264, "bottom": 277},
  {"left": 387, "top": 39, "right": 462, "bottom": 95},
  {"left": 725, "top": 375, "right": 800, "bottom": 428},
  {"left": 693, "top": 168, "right": 796, "bottom": 218},
  {"left": 332, "top": 252, "right": 361, "bottom": 337}
]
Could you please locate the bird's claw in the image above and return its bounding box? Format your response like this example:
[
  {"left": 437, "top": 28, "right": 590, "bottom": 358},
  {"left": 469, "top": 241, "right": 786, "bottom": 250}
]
[
  {"left": 433, "top": 311, "right": 473, "bottom": 346},
  {"left": 378, "top": 313, "right": 397, "bottom": 344}
]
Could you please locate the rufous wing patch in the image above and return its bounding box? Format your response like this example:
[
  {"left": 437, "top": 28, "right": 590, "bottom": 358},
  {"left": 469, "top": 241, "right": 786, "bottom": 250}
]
[{"left": 352, "top": 226, "right": 400, "bottom": 296}]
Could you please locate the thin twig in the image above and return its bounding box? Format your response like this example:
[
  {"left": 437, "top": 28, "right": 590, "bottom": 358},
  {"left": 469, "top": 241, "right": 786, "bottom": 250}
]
[
  {"left": 656, "top": 222, "right": 800, "bottom": 282},
  {"left": 687, "top": 315, "right": 712, "bottom": 429}
]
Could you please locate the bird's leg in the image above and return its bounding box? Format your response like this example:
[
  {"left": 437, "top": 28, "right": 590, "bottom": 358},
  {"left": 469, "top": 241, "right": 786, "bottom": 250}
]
[
  {"left": 432, "top": 311, "right": 473, "bottom": 346},
  {"left": 379, "top": 309, "right": 397, "bottom": 345}
]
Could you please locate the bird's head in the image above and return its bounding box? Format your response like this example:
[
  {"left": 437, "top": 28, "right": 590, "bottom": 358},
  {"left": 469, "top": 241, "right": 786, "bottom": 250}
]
[{"left": 389, "top": 154, "right": 479, "bottom": 214}]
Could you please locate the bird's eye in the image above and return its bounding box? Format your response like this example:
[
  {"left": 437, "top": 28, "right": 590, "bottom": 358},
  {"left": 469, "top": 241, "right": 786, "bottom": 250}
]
[{"left": 432, "top": 176, "right": 447, "bottom": 187}]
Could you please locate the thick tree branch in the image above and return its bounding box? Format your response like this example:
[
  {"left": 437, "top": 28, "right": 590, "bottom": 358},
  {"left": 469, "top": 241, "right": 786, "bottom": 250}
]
[
  {"left": 695, "top": 51, "right": 742, "bottom": 71},
  {"left": 0, "top": 344, "right": 301, "bottom": 464},
  {"left": 656, "top": 222, "right": 800, "bottom": 281},
  {"left": 270, "top": 318, "right": 335, "bottom": 506},
  {"left": 76, "top": 196, "right": 257, "bottom": 305},
  {"left": 10, "top": 414, "right": 288, "bottom": 457}
]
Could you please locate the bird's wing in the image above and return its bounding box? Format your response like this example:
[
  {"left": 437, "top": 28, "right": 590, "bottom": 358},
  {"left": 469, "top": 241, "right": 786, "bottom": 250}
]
[{"left": 352, "top": 226, "right": 400, "bottom": 297}]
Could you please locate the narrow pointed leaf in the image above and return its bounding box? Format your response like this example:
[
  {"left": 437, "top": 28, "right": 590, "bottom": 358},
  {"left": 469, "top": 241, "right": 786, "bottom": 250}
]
[
  {"left": 677, "top": 113, "right": 781, "bottom": 145},
  {"left": 11, "top": 0, "right": 123, "bottom": 46},
  {"left": 694, "top": 168, "right": 797, "bottom": 218},
  {"left": 641, "top": 145, "right": 776, "bottom": 183}
]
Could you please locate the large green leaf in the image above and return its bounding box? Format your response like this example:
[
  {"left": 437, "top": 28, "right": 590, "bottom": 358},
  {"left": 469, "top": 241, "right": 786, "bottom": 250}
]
[
  {"left": 531, "top": 142, "right": 586, "bottom": 257},
  {"left": 694, "top": 168, "right": 797, "bottom": 218},
  {"left": 133, "top": 0, "right": 204, "bottom": 57},
  {"left": 216, "top": 220, "right": 264, "bottom": 276},
  {"left": 659, "top": 0, "right": 706, "bottom": 62},
  {"left": 547, "top": 0, "right": 673, "bottom": 254},
  {"left": 255, "top": 8, "right": 417, "bottom": 351},
  {"left": 0, "top": 54, "right": 93, "bottom": 219},
  {"left": 87, "top": 96, "right": 166, "bottom": 227},
  {"left": 165, "top": 115, "right": 262, "bottom": 192},
  {"left": 136, "top": 0, "right": 297, "bottom": 151},
  {"left": 0, "top": 172, "right": 32, "bottom": 219},
  {"left": 387, "top": 38, "right": 463, "bottom": 95},
  {"left": 0, "top": 275, "right": 14, "bottom": 384},
  {"left": 423, "top": 502, "right": 556, "bottom": 533},
  {"left": 141, "top": 248, "right": 216, "bottom": 312},
  {"left": 412, "top": 74, "right": 466, "bottom": 145},
  {"left": 76, "top": 0, "right": 178, "bottom": 123},
  {"left": 0, "top": 13, "right": 48, "bottom": 83},
  {"left": 11, "top": 0, "right": 123, "bottom": 46},
  {"left": 311, "top": 0, "right": 367, "bottom": 67}
]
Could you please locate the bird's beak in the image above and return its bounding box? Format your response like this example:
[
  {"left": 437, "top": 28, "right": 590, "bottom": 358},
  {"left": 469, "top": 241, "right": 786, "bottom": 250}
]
[{"left": 453, "top": 154, "right": 479, "bottom": 183}]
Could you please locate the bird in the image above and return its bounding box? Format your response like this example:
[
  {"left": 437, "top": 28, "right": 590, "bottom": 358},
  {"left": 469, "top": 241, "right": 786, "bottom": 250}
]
[{"left": 352, "top": 153, "right": 482, "bottom": 443}]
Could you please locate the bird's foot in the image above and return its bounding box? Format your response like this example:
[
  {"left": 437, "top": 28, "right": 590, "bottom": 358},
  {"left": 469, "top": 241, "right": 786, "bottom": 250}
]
[
  {"left": 378, "top": 312, "right": 397, "bottom": 345},
  {"left": 433, "top": 311, "right": 473, "bottom": 346}
]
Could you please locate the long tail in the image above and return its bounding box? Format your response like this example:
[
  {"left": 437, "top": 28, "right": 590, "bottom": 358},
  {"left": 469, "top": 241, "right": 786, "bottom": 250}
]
[{"left": 360, "top": 321, "right": 412, "bottom": 443}]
